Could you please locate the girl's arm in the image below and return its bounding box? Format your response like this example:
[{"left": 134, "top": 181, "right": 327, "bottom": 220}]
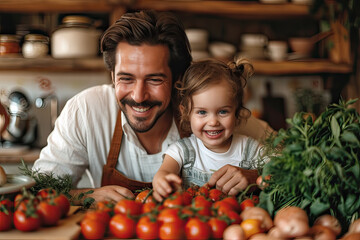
[{"left": 152, "top": 154, "right": 182, "bottom": 202}]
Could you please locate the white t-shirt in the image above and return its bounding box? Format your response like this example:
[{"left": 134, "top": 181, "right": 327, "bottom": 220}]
[
  {"left": 33, "top": 84, "right": 272, "bottom": 188},
  {"left": 165, "top": 134, "right": 263, "bottom": 173}
]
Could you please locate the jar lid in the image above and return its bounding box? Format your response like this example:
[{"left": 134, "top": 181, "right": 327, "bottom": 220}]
[
  {"left": 62, "top": 15, "right": 92, "bottom": 25},
  {"left": 24, "top": 34, "right": 49, "bottom": 42},
  {"left": 0, "top": 34, "right": 19, "bottom": 42}
]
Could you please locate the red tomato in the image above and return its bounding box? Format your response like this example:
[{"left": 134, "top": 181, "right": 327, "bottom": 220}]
[
  {"left": 37, "top": 200, "right": 62, "bottom": 226},
  {"left": 96, "top": 200, "right": 114, "bottom": 213},
  {"left": 208, "top": 217, "right": 229, "bottom": 239},
  {"left": 209, "top": 189, "right": 225, "bottom": 202},
  {"left": 0, "top": 211, "right": 12, "bottom": 231},
  {"left": 195, "top": 186, "right": 210, "bottom": 197},
  {"left": 157, "top": 207, "right": 183, "bottom": 224},
  {"left": 213, "top": 200, "right": 234, "bottom": 216},
  {"left": 222, "top": 197, "right": 241, "bottom": 213},
  {"left": 193, "top": 195, "right": 212, "bottom": 216},
  {"left": 81, "top": 218, "right": 106, "bottom": 240},
  {"left": 239, "top": 199, "right": 255, "bottom": 212},
  {"left": 251, "top": 195, "right": 260, "bottom": 205},
  {"left": 37, "top": 188, "right": 57, "bottom": 199},
  {"left": 224, "top": 210, "right": 241, "bottom": 224},
  {"left": 186, "top": 186, "right": 198, "bottom": 197},
  {"left": 135, "top": 189, "right": 156, "bottom": 204},
  {"left": 142, "top": 202, "right": 157, "bottom": 214},
  {"left": 163, "top": 192, "right": 184, "bottom": 208},
  {"left": 0, "top": 199, "right": 14, "bottom": 212},
  {"left": 185, "top": 217, "right": 211, "bottom": 240},
  {"left": 136, "top": 214, "right": 159, "bottom": 240},
  {"left": 114, "top": 199, "right": 142, "bottom": 216},
  {"left": 13, "top": 210, "right": 42, "bottom": 232},
  {"left": 159, "top": 221, "right": 185, "bottom": 240},
  {"left": 54, "top": 194, "right": 70, "bottom": 218},
  {"left": 109, "top": 214, "right": 136, "bottom": 239},
  {"left": 84, "top": 210, "right": 111, "bottom": 225}
]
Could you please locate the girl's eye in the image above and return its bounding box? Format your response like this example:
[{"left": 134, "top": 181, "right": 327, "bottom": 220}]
[
  {"left": 197, "top": 110, "right": 206, "bottom": 115},
  {"left": 219, "top": 110, "right": 228, "bottom": 115}
]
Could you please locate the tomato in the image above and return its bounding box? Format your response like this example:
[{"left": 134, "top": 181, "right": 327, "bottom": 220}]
[
  {"left": 186, "top": 186, "right": 198, "bottom": 197},
  {"left": 157, "top": 207, "right": 183, "bottom": 224},
  {"left": 109, "top": 214, "right": 136, "bottom": 239},
  {"left": 222, "top": 197, "right": 241, "bottom": 213},
  {"left": 251, "top": 195, "right": 260, "bottom": 205},
  {"left": 193, "top": 195, "right": 212, "bottom": 216},
  {"left": 0, "top": 211, "right": 12, "bottom": 231},
  {"left": 163, "top": 192, "right": 184, "bottom": 208},
  {"left": 224, "top": 210, "right": 241, "bottom": 224},
  {"left": 37, "top": 188, "right": 57, "bottom": 199},
  {"left": 159, "top": 221, "right": 185, "bottom": 240},
  {"left": 13, "top": 210, "right": 42, "bottom": 232},
  {"left": 213, "top": 200, "right": 234, "bottom": 216},
  {"left": 0, "top": 198, "right": 14, "bottom": 212},
  {"left": 84, "top": 210, "right": 111, "bottom": 225},
  {"left": 54, "top": 194, "right": 70, "bottom": 218},
  {"left": 240, "top": 218, "right": 265, "bottom": 239},
  {"left": 209, "top": 189, "right": 225, "bottom": 202},
  {"left": 195, "top": 185, "right": 209, "bottom": 197},
  {"left": 37, "top": 200, "right": 62, "bottom": 226},
  {"left": 96, "top": 200, "right": 114, "bottom": 213},
  {"left": 185, "top": 217, "right": 211, "bottom": 240},
  {"left": 208, "top": 217, "right": 229, "bottom": 239},
  {"left": 136, "top": 214, "right": 159, "bottom": 240},
  {"left": 135, "top": 189, "right": 156, "bottom": 204},
  {"left": 142, "top": 201, "right": 157, "bottom": 214},
  {"left": 81, "top": 218, "right": 106, "bottom": 240},
  {"left": 239, "top": 199, "right": 255, "bottom": 212},
  {"left": 114, "top": 199, "right": 142, "bottom": 216}
]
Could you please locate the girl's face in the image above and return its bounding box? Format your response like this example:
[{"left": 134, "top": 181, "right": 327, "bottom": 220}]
[{"left": 189, "top": 79, "right": 237, "bottom": 153}]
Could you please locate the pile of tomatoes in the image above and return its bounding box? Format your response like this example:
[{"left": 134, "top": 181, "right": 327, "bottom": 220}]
[
  {"left": 80, "top": 185, "right": 260, "bottom": 239},
  {"left": 0, "top": 188, "right": 70, "bottom": 232}
]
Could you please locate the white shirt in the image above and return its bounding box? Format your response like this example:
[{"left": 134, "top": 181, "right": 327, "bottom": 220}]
[
  {"left": 165, "top": 134, "right": 263, "bottom": 173},
  {"left": 33, "top": 84, "right": 272, "bottom": 188}
]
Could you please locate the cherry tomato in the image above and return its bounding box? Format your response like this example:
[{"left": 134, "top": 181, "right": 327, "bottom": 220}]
[
  {"left": 0, "top": 211, "right": 12, "bottom": 231},
  {"left": 195, "top": 185, "right": 209, "bottom": 197},
  {"left": 135, "top": 189, "right": 156, "bottom": 204},
  {"left": 251, "top": 195, "right": 260, "bottom": 205},
  {"left": 157, "top": 207, "right": 183, "bottom": 224},
  {"left": 83, "top": 210, "right": 111, "bottom": 225},
  {"left": 159, "top": 221, "right": 185, "bottom": 240},
  {"left": 37, "top": 200, "right": 62, "bottom": 226},
  {"left": 209, "top": 189, "right": 225, "bottom": 202},
  {"left": 54, "top": 194, "right": 70, "bottom": 218},
  {"left": 96, "top": 200, "right": 114, "bottom": 213},
  {"left": 186, "top": 186, "right": 198, "bottom": 197},
  {"left": 208, "top": 217, "right": 229, "bottom": 239},
  {"left": 239, "top": 199, "right": 255, "bottom": 212},
  {"left": 224, "top": 210, "right": 241, "bottom": 224},
  {"left": 114, "top": 199, "right": 142, "bottom": 216},
  {"left": 222, "top": 197, "right": 241, "bottom": 213},
  {"left": 13, "top": 210, "right": 42, "bottom": 232},
  {"left": 81, "top": 218, "right": 106, "bottom": 240},
  {"left": 0, "top": 198, "right": 14, "bottom": 212},
  {"left": 109, "top": 214, "right": 136, "bottom": 239},
  {"left": 37, "top": 188, "right": 57, "bottom": 199},
  {"left": 185, "top": 217, "right": 211, "bottom": 240},
  {"left": 213, "top": 200, "right": 234, "bottom": 216},
  {"left": 136, "top": 214, "right": 159, "bottom": 240},
  {"left": 193, "top": 195, "right": 212, "bottom": 216}
]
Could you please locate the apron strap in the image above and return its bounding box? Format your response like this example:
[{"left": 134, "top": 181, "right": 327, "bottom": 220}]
[{"left": 105, "top": 110, "right": 123, "bottom": 169}]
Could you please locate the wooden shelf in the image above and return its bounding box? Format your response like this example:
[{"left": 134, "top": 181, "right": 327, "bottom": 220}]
[
  {"left": 129, "top": 1, "right": 312, "bottom": 19},
  {"left": 0, "top": 56, "right": 351, "bottom": 75},
  {"left": 0, "top": 56, "right": 107, "bottom": 72},
  {"left": 0, "top": 148, "right": 41, "bottom": 163}
]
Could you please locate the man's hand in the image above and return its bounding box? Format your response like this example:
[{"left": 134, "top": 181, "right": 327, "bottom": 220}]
[
  {"left": 207, "top": 164, "right": 259, "bottom": 196},
  {"left": 70, "top": 185, "right": 135, "bottom": 205}
]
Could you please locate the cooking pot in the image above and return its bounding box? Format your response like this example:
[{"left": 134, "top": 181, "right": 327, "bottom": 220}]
[{"left": 51, "top": 16, "right": 101, "bottom": 58}]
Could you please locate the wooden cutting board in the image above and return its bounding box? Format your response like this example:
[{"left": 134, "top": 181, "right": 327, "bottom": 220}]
[{"left": 0, "top": 206, "right": 85, "bottom": 240}]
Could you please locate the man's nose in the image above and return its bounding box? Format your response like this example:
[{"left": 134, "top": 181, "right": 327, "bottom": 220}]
[{"left": 131, "top": 81, "right": 148, "bottom": 103}]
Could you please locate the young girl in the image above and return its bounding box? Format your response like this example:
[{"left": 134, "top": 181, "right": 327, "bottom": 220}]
[{"left": 152, "top": 58, "right": 265, "bottom": 201}]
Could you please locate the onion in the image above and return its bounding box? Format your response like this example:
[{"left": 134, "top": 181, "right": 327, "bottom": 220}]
[
  {"left": 309, "top": 225, "right": 336, "bottom": 240},
  {"left": 348, "top": 219, "right": 360, "bottom": 234},
  {"left": 223, "top": 224, "right": 246, "bottom": 240},
  {"left": 313, "top": 214, "right": 341, "bottom": 236},
  {"left": 240, "top": 207, "right": 274, "bottom": 231},
  {"left": 274, "top": 206, "right": 309, "bottom": 238},
  {"left": 342, "top": 233, "right": 360, "bottom": 240}
]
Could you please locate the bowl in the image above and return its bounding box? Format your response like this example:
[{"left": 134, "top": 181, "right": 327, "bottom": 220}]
[
  {"left": 288, "top": 38, "right": 314, "bottom": 57},
  {"left": 209, "top": 42, "right": 236, "bottom": 59}
]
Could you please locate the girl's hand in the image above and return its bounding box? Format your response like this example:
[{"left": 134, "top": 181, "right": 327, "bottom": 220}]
[
  {"left": 207, "top": 164, "right": 258, "bottom": 196},
  {"left": 152, "top": 173, "right": 182, "bottom": 202}
]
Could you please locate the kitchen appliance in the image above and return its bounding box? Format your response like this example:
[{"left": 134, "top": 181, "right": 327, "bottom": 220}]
[{"left": 1, "top": 91, "right": 37, "bottom": 147}]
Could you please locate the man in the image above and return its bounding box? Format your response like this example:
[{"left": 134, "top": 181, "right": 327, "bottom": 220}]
[{"left": 33, "top": 10, "right": 272, "bottom": 203}]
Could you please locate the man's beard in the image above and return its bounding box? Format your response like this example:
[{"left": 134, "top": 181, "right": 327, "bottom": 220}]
[{"left": 119, "top": 98, "right": 167, "bottom": 133}]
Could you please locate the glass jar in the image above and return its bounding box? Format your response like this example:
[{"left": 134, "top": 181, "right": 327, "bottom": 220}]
[
  {"left": 0, "top": 35, "right": 20, "bottom": 55},
  {"left": 51, "top": 16, "right": 101, "bottom": 58},
  {"left": 22, "top": 34, "right": 49, "bottom": 58}
]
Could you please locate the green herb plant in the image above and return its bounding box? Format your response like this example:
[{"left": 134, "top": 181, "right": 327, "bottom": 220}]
[{"left": 258, "top": 99, "right": 360, "bottom": 233}]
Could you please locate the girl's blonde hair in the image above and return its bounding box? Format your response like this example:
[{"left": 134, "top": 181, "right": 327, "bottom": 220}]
[{"left": 176, "top": 57, "right": 253, "bottom": 134}]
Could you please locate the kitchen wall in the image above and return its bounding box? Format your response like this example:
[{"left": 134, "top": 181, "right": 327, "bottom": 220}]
[{"left": 0, "top": 71, "right": 111, "bottom": 147}]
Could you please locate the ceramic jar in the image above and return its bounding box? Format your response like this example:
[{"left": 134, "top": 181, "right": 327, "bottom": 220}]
[{"left": 22, "top": 34, "right": 49, "bottom": 58}]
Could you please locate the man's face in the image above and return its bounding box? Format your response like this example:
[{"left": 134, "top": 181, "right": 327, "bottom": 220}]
[{"left": 113, "top": 42, "right": 173, "bottom": 133}]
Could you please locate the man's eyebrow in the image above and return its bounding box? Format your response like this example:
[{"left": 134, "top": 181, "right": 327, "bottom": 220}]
[
  {"left": 146, "top": 73, "right": 168, "bottom": 78},
  {"left": 116, "top": 72, "right": 133, "bottom": 77}
]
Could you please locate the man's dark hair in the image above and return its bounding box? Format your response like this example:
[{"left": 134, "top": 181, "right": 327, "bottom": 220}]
[{"left": 100, "top": 10, "right": 192, "bottom": 84}]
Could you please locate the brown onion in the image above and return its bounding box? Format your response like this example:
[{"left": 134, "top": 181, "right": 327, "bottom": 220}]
[
  {"left": 309, "top": 225, "right": 336, "bottom": 240},
  {"left": 223, "top": 224, "right": 246, "bottom": 240},
  {"left": 274, "top": 206, "right": 309, "bottom": 238},
  {"left": 313, "top": 214, "right": 341, "bottom": 236},
  {"left": 348, "top": 218, "right": 360, "bottom": 234}
]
